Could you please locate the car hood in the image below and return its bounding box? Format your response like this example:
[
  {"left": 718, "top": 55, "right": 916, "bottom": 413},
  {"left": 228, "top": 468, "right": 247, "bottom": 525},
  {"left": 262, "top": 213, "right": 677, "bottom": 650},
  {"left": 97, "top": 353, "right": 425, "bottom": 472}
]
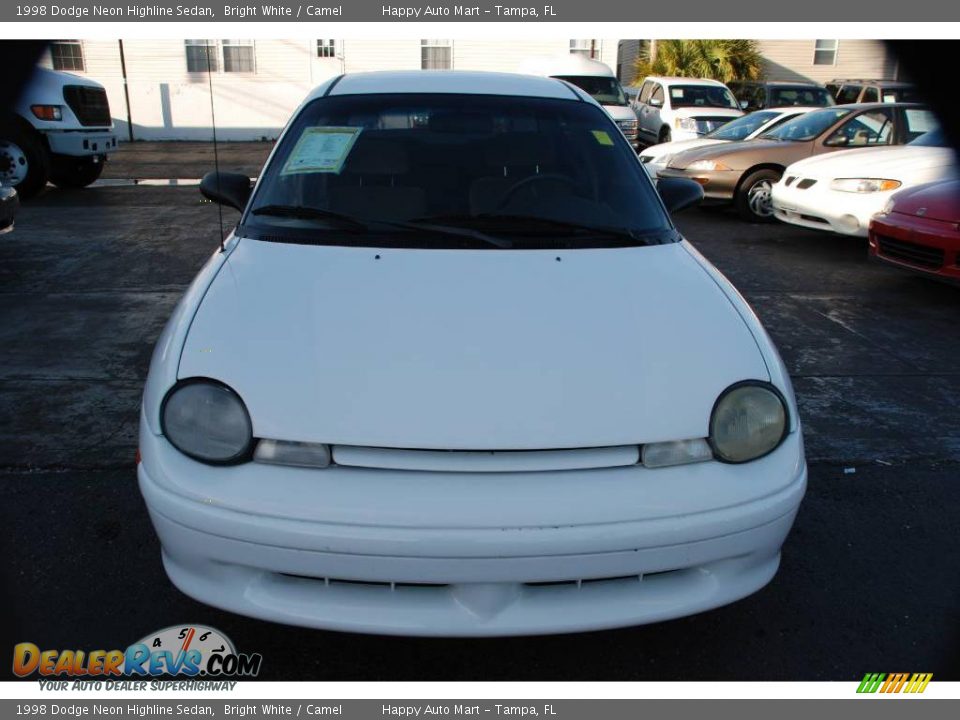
[
  {"left": 672, "top": 107, "right": 743, "bottom": 120},
  {"left": 602, "top": 104, "right": 638, "bottom": 122},
  {"left": 668, "top": 139, "right": 811, "bottom": 170},
  {"left": 784, "top": 144, "right": 959, "bottom": 179},
  {"left": 889, "top": 178, "right": 960, "bottom": 222},
  {"left": 178, "top": 239, "right": 769, "bottom": 450},
  {"left": 641, "top": 138, "right": 726, "bottom": 161}
]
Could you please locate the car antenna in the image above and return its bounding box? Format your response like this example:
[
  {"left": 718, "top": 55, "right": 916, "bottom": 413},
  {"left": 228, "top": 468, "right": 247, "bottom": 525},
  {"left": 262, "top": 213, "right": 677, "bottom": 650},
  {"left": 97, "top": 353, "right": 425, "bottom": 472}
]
[{"left": 206, "top": 45, "right": 226, "bottom": 253}]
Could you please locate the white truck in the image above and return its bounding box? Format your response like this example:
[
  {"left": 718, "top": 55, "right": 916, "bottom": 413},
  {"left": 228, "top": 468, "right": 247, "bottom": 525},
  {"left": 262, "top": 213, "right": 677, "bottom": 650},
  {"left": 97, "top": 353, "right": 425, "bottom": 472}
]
[{"left": 1, "top": 67, "right": 118, "bottom": 198}]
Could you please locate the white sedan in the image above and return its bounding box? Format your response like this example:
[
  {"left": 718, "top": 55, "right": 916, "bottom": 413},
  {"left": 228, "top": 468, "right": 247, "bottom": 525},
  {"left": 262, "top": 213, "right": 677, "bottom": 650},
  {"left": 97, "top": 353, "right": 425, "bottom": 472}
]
[
  {"left": 138, "top": 70, "right": 806, "bottom": 636},
  {"left": 772, "top": 128, "right": 958, "bottom": 237},
  {"left": 639, "top": 107, "right": 818, "bottom": 178}
]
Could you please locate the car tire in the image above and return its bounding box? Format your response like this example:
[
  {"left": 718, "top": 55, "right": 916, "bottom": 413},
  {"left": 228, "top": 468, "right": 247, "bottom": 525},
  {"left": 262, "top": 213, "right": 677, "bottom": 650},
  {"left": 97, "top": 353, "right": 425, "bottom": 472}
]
[
  {"left": 736, "top": 169, "right": 781, "bottom": 223},
  {"left": 50, "top": 156, "right": 105, "bottom": 189},
  {"left": 658, "top": 127, "right": 672, "bottom": 144},
  {"left": 0, "top": 122, "right": 50, "bottom": 199}
]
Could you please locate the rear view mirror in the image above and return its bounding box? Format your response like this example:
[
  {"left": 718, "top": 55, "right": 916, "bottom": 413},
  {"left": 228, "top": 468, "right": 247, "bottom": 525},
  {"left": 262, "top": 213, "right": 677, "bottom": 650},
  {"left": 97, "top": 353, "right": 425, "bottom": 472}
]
[
  {"left": 657, "top": 177, "right": 704, "bottom": 214},
  {"left": 200, "top": 171, "right": 252, "bottom": 212},
  {"left": 0, "top": 186, "right": 19, "bottom": 234}
]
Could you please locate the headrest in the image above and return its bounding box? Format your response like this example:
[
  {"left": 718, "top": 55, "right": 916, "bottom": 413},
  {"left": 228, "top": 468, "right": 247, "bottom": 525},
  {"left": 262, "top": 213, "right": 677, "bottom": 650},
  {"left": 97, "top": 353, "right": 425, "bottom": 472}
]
[{"left": 342, "top": 137, "right": 410, "bottom": 175}]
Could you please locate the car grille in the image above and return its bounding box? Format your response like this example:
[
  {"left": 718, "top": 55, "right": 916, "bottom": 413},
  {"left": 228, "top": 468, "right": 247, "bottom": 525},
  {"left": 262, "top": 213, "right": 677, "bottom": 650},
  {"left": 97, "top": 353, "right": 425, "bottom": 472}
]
[
  {"left": 62, "top": 85, "right": 111, "bottom": 127},
  {"left": 876, "top": 235, "right": 945, "bottom": 269}
]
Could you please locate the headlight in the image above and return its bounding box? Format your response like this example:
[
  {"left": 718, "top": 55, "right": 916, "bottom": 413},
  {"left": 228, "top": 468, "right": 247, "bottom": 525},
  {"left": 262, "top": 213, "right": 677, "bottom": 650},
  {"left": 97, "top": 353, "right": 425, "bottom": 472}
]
[
  {"left": 830, "top": 178, "right": 902, "bottom": 193},
  {"left": 709, "top": 382, "right": 788, "bottom": 463},
  {"left": 31, "top": 105, "right": 63, "bottom": 121},
  {"left": 161, "top": 379, "right": 253, "bottom": 464},
  {"left": 675, "top": 117, "right": 699, "bottom": 131},
  {"left": 687, "top": 159, "right": 732, "bottom": 172}
]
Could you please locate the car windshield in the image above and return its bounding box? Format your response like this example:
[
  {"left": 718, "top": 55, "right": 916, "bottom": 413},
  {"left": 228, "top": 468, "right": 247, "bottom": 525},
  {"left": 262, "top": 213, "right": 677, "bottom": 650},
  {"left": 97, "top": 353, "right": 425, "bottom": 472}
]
[
  {"left": 705, "top": 110, "right": 780, "bottom": 140},
  {"left": 908, "top": 128, "right": 949, "bottom": 147},
  {"left": 244, "top": 93, "right": 672, "bottom": 249},
  {"left": 668, "top": 85, "right": 739, "bottom": 109},
  {"left": 768, "top": 87, "right": 835, "bottom": 107},
  {"left": 760, "top": 108, "right": 852, "bottom": 141},
  {"left": 553, "top": 75, "right": 629, "bottom": 106}
]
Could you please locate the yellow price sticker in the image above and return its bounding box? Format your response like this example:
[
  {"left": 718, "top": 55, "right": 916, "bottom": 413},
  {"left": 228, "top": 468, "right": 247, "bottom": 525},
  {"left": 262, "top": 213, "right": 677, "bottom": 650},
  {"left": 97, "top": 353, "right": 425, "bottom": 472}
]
[{"left": 592, "top": 130, "right": 614, "bottom": 146}]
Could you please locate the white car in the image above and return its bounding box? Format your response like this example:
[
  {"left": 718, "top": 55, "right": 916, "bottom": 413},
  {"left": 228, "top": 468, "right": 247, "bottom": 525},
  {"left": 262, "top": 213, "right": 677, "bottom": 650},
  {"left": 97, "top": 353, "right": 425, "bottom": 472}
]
[
  {"left": 634, "top": 76, "right": 743, "bottom": 146},
  {"left": 139, "top": 70, "right": 806, "bottom": 637},
  {"left": 772, "top": 128, "right": 958, "bottom": 237},
  {"left": 639, "top": 107, "right": 818, "bottom": 178}
]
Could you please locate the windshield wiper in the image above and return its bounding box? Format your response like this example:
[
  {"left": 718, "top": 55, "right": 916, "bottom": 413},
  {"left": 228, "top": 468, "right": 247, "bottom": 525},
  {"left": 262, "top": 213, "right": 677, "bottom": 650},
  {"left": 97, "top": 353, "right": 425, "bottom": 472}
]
[
  {"left": 250, "top": 205, "right": 510, "bottom": 248},
  {"left": 410, "top": 214, "right": 669, "bottom": 245},
  {"left": 250, "top": 204, "right": 370, "bottom": 232}
]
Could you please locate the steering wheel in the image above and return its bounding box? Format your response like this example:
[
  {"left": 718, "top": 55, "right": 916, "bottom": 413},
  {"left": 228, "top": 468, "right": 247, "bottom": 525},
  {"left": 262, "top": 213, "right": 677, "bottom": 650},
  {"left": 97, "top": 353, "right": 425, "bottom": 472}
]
[{"left": 495, "top": 173, "right": 580, "bottom": 211}]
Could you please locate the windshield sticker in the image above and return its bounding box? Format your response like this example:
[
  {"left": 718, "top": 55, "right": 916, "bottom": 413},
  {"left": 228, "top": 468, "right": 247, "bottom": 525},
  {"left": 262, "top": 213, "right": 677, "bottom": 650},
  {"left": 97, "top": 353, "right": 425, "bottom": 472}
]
[
  {"left": 591, "top": 130, "right": 614, "bottom": 146},
  {"left": 670, "top": 88, "right": 684, "bottom": 98},
  {"left": 882, "top": 93, "right": 897, "bottom": 103},
  {"left": 905, "top": 110, "right": 935, "bottom": 133},
  {"left": 280, "top": 126, "right": 363, "bottom": 175}
]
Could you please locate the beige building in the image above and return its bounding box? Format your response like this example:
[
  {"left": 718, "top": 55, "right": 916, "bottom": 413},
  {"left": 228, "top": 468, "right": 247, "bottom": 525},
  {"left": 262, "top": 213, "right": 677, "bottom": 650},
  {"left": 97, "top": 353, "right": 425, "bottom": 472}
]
[
  {"left": 39, "top": 38, "right": 627, "bottom": 141},
  {"left": 39, "top": 38, "right": 900, "bottom": 141}
]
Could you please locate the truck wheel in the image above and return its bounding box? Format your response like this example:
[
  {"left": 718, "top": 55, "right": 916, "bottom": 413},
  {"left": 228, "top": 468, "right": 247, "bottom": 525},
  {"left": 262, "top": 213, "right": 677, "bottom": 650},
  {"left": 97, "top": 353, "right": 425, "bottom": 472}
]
[
  {"left": 50, "top": 156, "right": 105, "bottom": 189},
  {"left": 0, "top": 124, "right": 50, "bottom": 199},
  {"left": 658, "top": 127, "right": 672, "bottom": 144},
  {"left": 735, "top": 169, "right": 781, "bottom": 223}
]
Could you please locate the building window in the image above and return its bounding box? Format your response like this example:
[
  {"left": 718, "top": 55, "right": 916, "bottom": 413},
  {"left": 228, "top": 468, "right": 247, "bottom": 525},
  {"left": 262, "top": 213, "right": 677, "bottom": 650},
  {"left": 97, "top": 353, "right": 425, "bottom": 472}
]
[
  {"left": 185, "top": 40, "right": 219, "bottom": 72},
  {"left": 813, "top": 40, "right": 838, "bottom": 66},
  {"left": 185, "top": 40, "right": 255, "bottom": 73},
  {"left": 50, "top": 41, "right": 85, "bottom": 72},
  {"left": 570, "top": 39, "right": 596, "bottom": 58},
  {"left": 317, "top": 39, "right": 338, "bottom": 58},
  {"left": 421, "top": 39, "right": 452, "bottom": 70},
  {"left": 222, "top": 39, "right": 255, "bottom": 72}
]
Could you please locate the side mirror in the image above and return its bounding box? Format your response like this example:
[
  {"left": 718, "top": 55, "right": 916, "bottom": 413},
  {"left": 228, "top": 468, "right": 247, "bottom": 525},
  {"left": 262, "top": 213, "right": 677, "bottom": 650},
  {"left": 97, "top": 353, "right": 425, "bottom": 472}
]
[
  {"left": 649, "top": 97, "right": 664, "bottom": 108},
  {"left": 0, "top": 186, "right": 19, "bottom": 235},
  {"left": 657, "top": 177, "right": 704, "bottom": 214},
  {"left": 200, "top": 171, "right": 252, "bottom": 212}
]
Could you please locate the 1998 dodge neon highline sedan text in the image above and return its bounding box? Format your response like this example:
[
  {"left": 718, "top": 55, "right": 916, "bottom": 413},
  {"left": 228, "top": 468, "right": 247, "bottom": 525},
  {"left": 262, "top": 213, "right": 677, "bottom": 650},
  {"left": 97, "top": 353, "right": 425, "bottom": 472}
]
[{"left": 138, "top": 71, "right": 807, "bottom": 636}]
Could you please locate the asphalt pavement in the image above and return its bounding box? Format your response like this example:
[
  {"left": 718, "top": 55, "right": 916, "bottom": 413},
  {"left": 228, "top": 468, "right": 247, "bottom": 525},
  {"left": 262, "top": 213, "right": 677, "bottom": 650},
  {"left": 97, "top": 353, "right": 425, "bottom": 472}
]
[{"left": 1, "top": 142, "right": 958, "bottom": 681}]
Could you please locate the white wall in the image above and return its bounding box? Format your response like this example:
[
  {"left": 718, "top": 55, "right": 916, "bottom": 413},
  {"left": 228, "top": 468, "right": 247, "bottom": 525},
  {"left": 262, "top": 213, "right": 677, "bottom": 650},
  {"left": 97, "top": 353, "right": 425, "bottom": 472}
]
[{"left": 40, "top": 39, "right": 632, "bottom": 141}]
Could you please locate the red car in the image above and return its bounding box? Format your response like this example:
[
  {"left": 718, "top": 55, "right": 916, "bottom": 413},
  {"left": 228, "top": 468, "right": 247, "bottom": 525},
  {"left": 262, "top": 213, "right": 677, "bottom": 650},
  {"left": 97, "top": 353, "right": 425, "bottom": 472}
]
[{"left": 869, "top": 178, "right": 960, "bottom": 283}]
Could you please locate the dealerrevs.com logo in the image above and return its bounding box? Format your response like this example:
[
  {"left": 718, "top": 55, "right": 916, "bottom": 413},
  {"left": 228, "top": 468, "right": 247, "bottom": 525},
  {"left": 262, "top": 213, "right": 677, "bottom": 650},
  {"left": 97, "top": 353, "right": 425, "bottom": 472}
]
[
  {"left": 13, "top": 625, "right": 262, "bottom": 680},
  {"left": 857, "top": 673, "right": 933, "bottom": 694}
]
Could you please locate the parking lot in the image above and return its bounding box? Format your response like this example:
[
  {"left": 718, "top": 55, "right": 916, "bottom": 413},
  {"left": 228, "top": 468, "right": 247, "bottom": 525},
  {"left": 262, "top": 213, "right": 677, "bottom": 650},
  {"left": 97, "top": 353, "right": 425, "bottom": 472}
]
[{"left": 2, "top": 141, "right": 958, "bottom": 681}]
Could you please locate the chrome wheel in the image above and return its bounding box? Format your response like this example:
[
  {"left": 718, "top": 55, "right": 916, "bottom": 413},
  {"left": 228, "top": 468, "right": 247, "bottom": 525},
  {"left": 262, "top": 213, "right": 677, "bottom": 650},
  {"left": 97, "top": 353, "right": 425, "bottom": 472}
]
[
  {"left": 0, "top": 140, "right": 29, "bottom": 186},
  {"left": 747, "top": 179, "right": 774, "bottom": 219}
]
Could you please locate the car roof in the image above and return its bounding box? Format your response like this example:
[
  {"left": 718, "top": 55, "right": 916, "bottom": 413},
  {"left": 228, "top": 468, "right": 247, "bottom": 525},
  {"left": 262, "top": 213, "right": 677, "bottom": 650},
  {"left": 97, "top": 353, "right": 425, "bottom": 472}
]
[
  {"left": 740, "top": 80, "right": 827, "bottom": 87},
  {"left": 643, "top": 76, "right": 728, "bottom": 87},
  {"left": 830, "top": 79, "right": 913, "bottom": 87},
  {"left": 829, "top": 101, "right": 924, "bottom": 110},
  {"left": 308, "top": 71, "right": 588, "bottom": 102}
]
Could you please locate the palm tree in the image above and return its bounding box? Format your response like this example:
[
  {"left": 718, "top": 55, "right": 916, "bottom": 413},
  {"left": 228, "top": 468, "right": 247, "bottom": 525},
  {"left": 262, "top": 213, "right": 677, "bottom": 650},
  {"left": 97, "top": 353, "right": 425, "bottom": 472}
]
[{"left": 635, "top": 40, "right": 764, "bottom": 83}]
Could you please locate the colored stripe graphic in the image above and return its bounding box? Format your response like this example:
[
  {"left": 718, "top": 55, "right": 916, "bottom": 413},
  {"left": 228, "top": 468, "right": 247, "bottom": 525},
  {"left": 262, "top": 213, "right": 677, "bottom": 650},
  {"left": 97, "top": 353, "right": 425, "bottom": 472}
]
[{"left": 857, "top": 672, "right": 932, "bottom": 693}]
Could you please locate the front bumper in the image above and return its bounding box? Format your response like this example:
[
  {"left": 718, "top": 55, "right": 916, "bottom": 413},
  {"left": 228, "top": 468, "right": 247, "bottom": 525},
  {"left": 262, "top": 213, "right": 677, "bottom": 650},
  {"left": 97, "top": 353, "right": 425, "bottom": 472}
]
[
  {"left": 45, "top": 130, "right": 118, "bottom": 157},
  {"left": 657, "top": 167, "right": 740, "bottom": 201},
  {"left": 772, "top": 180, "right": 891, "bottom": 237},
  {"left": 869, "top": 213, "right": 960, "bottom": 282},
  {"left": 138, "top": 420, "right": 807, "bottom": 636}
]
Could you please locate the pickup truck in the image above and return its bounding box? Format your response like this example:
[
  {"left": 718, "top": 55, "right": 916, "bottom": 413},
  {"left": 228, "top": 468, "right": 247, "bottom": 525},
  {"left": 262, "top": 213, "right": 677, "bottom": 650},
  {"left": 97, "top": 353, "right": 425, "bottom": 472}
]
[{"left": 1, "top": 67, "right": 118, "bottom": 198}]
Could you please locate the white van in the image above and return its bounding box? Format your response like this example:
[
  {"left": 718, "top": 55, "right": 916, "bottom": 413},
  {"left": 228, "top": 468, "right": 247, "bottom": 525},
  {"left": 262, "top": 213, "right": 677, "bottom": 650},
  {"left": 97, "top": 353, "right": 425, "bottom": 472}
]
[{"left": 518, "top": 55, "right": 639, "bottom": 149}]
